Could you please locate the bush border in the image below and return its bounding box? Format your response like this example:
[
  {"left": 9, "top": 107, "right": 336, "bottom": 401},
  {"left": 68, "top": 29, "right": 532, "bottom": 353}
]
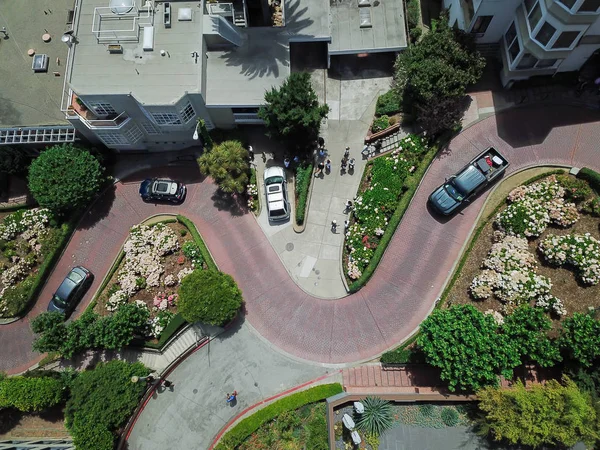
[
  {"left": 214, "top": 383, "right": 343, "bottom": 450},
  {"left": 294, "top": 163, "right": 314, "bottom": 227},
  {"left": 577, "top": 167, "right": 600, "bottom": 194},
  {"left": 379, "top": 168, "right": 567, "bottom": 362}
]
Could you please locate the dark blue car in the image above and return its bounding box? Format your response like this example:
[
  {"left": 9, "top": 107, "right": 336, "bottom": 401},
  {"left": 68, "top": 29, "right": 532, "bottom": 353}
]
[
  {"left": 47, "top": 266, "right": 93, "bottom": 317},
  {"left": 139, "top": 178, "right": 186, "bottom": 203}
]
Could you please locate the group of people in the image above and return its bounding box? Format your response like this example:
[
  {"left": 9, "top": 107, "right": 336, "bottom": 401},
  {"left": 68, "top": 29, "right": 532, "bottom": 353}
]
[{"left": 314, "top": 139, "right": 356, "bottom": 178}]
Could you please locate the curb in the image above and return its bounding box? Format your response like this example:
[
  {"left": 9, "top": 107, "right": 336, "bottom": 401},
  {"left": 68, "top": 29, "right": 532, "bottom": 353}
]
[{"left": 208, "top": 371, "right": 341, "bottom": 450}]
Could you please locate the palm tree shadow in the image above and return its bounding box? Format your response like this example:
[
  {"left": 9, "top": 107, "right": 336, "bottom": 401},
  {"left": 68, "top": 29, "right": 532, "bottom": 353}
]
[{"left": 210, "top": 189, "right": 248, "bottom": 217}]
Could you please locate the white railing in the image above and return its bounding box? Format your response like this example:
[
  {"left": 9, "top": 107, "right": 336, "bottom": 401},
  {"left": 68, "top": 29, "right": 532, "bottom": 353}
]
[
  {"left": 208, "top": 15, "right": 242, "bottom": 46},
  {"left": 67, "top": 109, "right": 131, "bottom": 130},
  {"left": 92, "top": 1, "right": 153, "bottom": 43},
  {"left": 233, "top": 113, "right": 263, "bottom": 124},
  {"left": 209, "top": 2, "right": 234, "bottom": 17}
]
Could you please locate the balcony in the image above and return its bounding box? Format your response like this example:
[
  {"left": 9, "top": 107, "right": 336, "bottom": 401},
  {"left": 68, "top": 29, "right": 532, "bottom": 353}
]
[{"left": 66, "top": 95, "right": 130, "bottom": 129}]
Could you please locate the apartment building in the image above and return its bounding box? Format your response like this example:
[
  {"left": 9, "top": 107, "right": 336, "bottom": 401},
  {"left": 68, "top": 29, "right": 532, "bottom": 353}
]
[
  {"left": 444, "top": 0, "right": 600, "bottom": 86},
  {"left": 60, "top": 0, "right": 407, "bottom": 151}
]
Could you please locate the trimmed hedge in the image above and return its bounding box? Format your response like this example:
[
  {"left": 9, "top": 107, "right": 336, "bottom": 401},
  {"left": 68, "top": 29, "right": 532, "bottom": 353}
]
[
  {"left": 376, "top": 90, "right": 402, "bottom": 116},
  {"left": 348, "top": 144, "right": 438, "bottom": 292},
  {"left": 0, "top": 375, "right": 66, "bottom": 412},
  {"left": 295, "top": 163, "right": 313, "bottom": 225},
  {"left": 215, "top": 383, "right": 343, "bottom": 450},
  {"left": 381, "top": 333, "right": 419, "bottom": 364},
  {"left": 577, "top": 167, "right": 600, "bottom": 193},
  {"left": 176, "top": 215, "right": 218, "bottom": 271}
]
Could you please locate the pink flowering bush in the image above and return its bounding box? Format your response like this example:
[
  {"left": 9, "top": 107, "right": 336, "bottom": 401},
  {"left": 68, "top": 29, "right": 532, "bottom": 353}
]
[{"left": 152, "top": 292, "right": 177, "bottom": 311}]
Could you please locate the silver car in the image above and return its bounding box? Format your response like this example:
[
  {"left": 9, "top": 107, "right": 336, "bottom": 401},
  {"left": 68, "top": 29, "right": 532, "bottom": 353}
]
[{"left": 264, "top": 166, "right": 290, "bottom": 222}]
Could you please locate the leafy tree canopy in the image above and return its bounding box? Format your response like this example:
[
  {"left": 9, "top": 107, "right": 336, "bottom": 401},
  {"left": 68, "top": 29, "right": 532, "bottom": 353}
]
[
  {"left": 0, "top": 375, "right": 66, "bottom": 412},
  {"left": 28, "top": 144, "right": 104, "bottom": 213},
  {"left": 559, "top": 312, "right": 600, "bottom": 368},
  {"left": 477, "top": 377, "right": 598, "bottom": 448},
  {"left": 65, "top": 360, "right": 148, "bottom": 450},
  {"left": 197, "top": 140, "right": 249, "bottom": 194},
  {"left": 417, "top": 305, "right": 520, "bottom": 392},
  {"left": 178, "top": 269, "right": 243, "bottom": 326},
  {"left": 0, "top": 146, "right": 30, "bottom": 175},
  {"left": 258, "top": 72, "right": 329, "bottom": 152}
]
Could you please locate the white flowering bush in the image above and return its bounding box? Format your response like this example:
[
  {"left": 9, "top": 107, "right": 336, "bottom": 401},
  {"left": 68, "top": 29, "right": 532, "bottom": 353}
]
[
  {"left": 344, "top": 134, "right": 427, "bottom": 279},
  {"left": 496, "top": 177, "right": 579, "bottom": 238},
  {"left": 106, "top": 289, "right": 128, "bottom": 312},
  {"left": 246, "top": 183, "right": 258, "bottom": 210},
  {"left": 177, "top": 267, "right": 194, "bottom": 283},
  {"left": 538, "top": 233, "right": 600, "bottom": 285},
  {"left": 164, "top": 274, "right": 177, "bottom": 287},
  {"left": 484, "top": 309, "right": 504, "bottom": 325},
  {"left": 482, "top": 235, "right": 536, "bottom": 273},
  {"left": 0, "top": 208, "right": 51, "bottom": 241},
  {"left": 118, "top": 223, "right": 179, "bottom": 296},
  {"left": 536, "top": 294, "right": 567, "bottom": 316},
  {"left": 148, "top": 310, "right": 174, "bottom": 338}
]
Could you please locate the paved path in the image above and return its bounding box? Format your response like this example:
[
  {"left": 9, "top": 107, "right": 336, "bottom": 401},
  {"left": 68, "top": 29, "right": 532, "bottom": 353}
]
[
  {"left": 2, "top": 105, "right": 600, "bottom": 373},
  {"left": 126, "top": 321, "right": 331, "bottom": 450}
]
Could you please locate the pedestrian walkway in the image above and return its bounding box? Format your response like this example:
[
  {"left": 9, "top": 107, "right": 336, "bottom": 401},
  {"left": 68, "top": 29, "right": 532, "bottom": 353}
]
[{"left": 342, "top": 364, "right": 442, "bottom": 394}]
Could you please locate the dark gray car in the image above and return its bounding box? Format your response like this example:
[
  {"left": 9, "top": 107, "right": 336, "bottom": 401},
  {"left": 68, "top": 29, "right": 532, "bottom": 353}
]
[{"left": 47, "top": 266, "right": 93, "bottom": 317}]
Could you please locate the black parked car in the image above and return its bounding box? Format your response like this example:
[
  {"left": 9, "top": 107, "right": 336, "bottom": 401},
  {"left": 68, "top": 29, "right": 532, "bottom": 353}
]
[
  {"left": 47, "top": 266, "right": 93, "bottom": 317},
  {"left": 139, "top": 178, "right": 187, "bottom": 203}
]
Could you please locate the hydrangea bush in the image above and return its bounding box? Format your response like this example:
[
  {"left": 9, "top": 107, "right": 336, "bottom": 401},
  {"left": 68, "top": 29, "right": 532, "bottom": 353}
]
[
  {"left": 538, "top": 233, "right": 600, "bottom": 285},
  {"left": 345, "top": 134, "right": 427, "bottom": 279}
]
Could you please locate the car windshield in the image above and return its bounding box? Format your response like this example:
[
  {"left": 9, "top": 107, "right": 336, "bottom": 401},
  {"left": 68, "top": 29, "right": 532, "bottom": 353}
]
[
  {"left": 52, "top": 294, "right": 68, "bottom": 307},
  {"left": 265, "top": 176, "right": 284, "bottom": 186},
  {"left": 269, "top": 208, "right": 286, "bottom": 218},
  {"left": 444, "top": 183, "right": 464, "bottom": 201},
  {"left": 68, "top": 271, "right": 84, "bottom": 284}
]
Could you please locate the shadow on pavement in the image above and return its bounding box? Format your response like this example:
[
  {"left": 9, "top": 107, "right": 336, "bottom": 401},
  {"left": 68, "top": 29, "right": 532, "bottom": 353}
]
[
  {"left": 328, "top": 53, "right": 395, "bottom": 81},
  {"left": 77, "top": 184, "right": 117, "bottom": 231},
  {"left": 495, "top": 104, "right": 600, "bottom": 148},
  {"left": 210, "top": 189, "right": 248, "bottom": 217}
]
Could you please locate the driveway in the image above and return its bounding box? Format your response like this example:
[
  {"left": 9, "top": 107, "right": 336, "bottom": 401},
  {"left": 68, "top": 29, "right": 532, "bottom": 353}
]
[{"left": 1, "top": 105, "right": 600, "bottom": 372}]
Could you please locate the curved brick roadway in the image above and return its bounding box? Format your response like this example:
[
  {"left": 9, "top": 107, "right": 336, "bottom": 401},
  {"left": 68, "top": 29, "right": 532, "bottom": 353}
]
[{"left": 2, "top": 105, "right": 600, "bottom": 372}]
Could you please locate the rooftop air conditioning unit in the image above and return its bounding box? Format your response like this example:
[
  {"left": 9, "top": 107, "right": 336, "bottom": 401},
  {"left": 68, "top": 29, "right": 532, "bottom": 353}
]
[
  {"left": 358, "top": 0, "right": 370, "bottom": 6},
  {"left": 359, "top": 8, "right": 372, "bottom": 27}
]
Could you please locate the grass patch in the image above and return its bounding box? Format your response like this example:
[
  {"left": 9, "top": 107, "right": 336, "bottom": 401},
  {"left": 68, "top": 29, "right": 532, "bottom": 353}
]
[
  {"left": 295, "top": 163, "right": 313, "bottom": 226},
  {"left": 215, "top": 383, "right": 343, "bottom": 450}
]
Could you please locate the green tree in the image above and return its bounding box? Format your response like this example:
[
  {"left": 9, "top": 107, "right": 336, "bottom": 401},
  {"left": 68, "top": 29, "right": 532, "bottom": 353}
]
[
  {"left": 393, "top": 14, "right": 485, "bottom": 135},
  {"left": 31, "top": 311, "right": 68, "bottom": 354},
  {"left": 197, "top": 140, "right": 249, "bottom": 194},
  {"left": 93, "top": 302, "right": 149, "bottom": 350},
  {"left": 258, "top": 72, "right": 329, "bottom": 152},
  {"left": 417, "top": 305, "right": 519, "bottom": 392},
  {"left": 65, "top": 360, "right": 148, "bottom": 450},
  {"left": 0, "top": 146, "right": 30, "bottom": 175},
  {"left": 501, "top": 305, "right": 561, "bottom": 368},
  {"left": 0, "top": 375, "right": 66, "bottom": 412},
  {"left": 559, "top": 312, "right": 600, "bottom": 368},
  {"left": 477, "top": 377, "right": 598, "bottom": 448},
  {"left": 178, "top": 269, "right": 243, "bottom": 326},
  {"left": 28, "top": 144, "right": 104, "bottom": 213}
]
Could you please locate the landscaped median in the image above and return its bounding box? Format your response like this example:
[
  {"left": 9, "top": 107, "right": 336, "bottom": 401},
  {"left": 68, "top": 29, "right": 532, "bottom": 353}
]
[
  {"left": 213, "top": 383, "right": 343, "bottom": 449},
  {"left": 294, "top": 162, "right": 314, "bottom": 227}
]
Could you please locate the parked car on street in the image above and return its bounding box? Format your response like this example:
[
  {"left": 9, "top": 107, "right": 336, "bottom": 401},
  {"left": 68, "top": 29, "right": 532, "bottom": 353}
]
[
  {"left": 428, "top": 147, "right": 509, "bottom": 215},
  {"left": 47, "top": 266, "right": 93, "bottom": 317},
  {"left": 139, "top": 178, "right": 186, "bottom": 203},
  {"left": 264, "top": 167, "right": 290, "bottom": 223}
]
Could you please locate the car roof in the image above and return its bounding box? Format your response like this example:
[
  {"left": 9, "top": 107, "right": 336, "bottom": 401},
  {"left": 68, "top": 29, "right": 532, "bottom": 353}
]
[
  {"left": 264, "top": 166, "right": 285, "bottom": 180},
  {"left": 454, "top": 165, "right": 486, "bottom": 195},
  {"left": 55, "top": 277, "right": 78, "bottom": 300}
]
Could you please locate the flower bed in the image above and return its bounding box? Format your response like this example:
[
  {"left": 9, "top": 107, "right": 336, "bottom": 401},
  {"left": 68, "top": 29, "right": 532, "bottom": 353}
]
[
  {"left": 0, "top": 208, "right": 67, "bottom": 318},
  {"left": 443, "top": 172, "right": 600, "bottom": 321},
  {"left": 246, "top": 167, "right": 259, "bottom": 212},
  {"left": 96, "top": 221, "right": 205, "bottom": 340},
  {"left": 344, "top": 134, "right": 427, "bottom": 281}
]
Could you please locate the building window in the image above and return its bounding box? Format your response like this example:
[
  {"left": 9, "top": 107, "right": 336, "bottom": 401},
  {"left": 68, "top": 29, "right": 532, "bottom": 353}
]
[
  {"left": 471, "top": 16, "right": 493, "bottom": 34},
  {"left": 535, "top": 22, "right": 557, "bottom": 46},
  {"left": 557, "top": 0, "right": 600, "bottom": 12},
  {"left": 526, "top": 1, "right": 543, "bottom": 30},
  {"left": 552, "top": 30, "right": 580, "bottom": 48},
  {"left": 517, "top": 53, "right": 538, "bottom": 69},
  {"left": 579, "top": 0, "right": 600, "bottom": 12},
  {"left": 557, "top": 0, "right": 577, "bottom": 7},
  {"left": 505, "top": 23, "right": 520, "bottom": 63},
  {"left": 124, "top": 125, "right": 143, "bottom": 144},
  {"left": 141, "top": 121, "right": 160, "bottom": 135},
  {"left": 536, "top": 58, "right": 559, "bottom": 68},
  {"left": 151, "top": 112, "right": 182, "bottom": 126},
  {"left": 97, "top": 132, "right": 128, "bottom": 146},
  {"left": 88, "top": 102, "right": 117, "bottom": 117},
  {"left": 179, "top": 102, "right": 195, "bottom": 123}
]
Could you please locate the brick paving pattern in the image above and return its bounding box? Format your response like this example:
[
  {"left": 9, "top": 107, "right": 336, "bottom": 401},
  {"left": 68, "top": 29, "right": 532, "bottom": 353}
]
[{"left": 2, "top": 105, "right": 600, "bottom": 372}]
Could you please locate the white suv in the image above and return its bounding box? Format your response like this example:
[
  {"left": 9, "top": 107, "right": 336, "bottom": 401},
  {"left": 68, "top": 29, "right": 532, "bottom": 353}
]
[{"left": 264, "top": 167, "right": 290, "bottom": 222}]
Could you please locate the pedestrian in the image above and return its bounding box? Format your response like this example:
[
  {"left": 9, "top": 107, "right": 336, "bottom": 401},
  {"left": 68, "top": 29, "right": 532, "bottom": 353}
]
[
  {"left": 344, "top": 146, "right": 350, "bottom": 160},
  {"left": 345, "top": 200, "right": 353, "bottom": 213},
  {"left": 344, "top": 220, "right": 350, "bottom": 232},
  {"left": 163, "top": 379, "right": 174, "bottom": 389},
  {"left": 284, "top": 157, "right": 290, "bottom": 169},
  {"left": 247, "top": 145, "right": 254, "bottom": 161},
  {"left": 318, "top": 137, "right": 325, "bottom": 149},
  {"left": 331, "top": 220, "right": 337, "bottom": 233},
  {"left": 293, "top": 155, "right": 300, "bottom": 164},
  {"left": 315, "top": 160, "right": 324, "bottom": 177},
  {"left": 319, "top": 148, "right": 326, "bottom": 159},
  {"left": 325, "top": 159, "right": 331, "bottom": 173},
  {"left": 145, "top": 374, "right": 156, "bottom": 385},
  {"left": 340, "top": 158, "right": 347, "bottom": 173}
]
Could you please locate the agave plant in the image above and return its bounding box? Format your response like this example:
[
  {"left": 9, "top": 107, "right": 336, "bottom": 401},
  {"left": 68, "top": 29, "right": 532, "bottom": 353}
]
[{"left": 355, "top": 396, "right": 394, "bottom": 437}]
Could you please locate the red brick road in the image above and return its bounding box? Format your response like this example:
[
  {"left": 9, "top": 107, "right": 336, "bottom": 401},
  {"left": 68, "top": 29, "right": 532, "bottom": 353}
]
[{"left": 2, "top": 105, "right": 600, "bottom": 373}]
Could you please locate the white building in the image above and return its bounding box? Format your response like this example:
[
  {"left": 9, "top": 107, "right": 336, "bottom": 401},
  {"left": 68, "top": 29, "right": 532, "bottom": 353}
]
[
  {"left": 443, "top": 0, "right": 600, "bottom": 86},
  {"left": 60, "top": 0, "right": 407, "bottom": 151}
]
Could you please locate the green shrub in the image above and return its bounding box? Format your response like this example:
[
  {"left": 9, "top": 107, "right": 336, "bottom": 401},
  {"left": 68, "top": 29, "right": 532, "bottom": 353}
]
[
  {"left": 182, "top": 241, "right": 205, "bottom": 267},
  {"left": 418, "top": 403, "right": 435, "bottom": 419},
  {"left": 0, "top": 375, "right": 66, "bottom": 412},
  {"left": 556, "top": 174, "right": 593, "bottom": 202},
  {"left": 582, "top": 196, "right": 600, "bottom": 216},
  {"left": 305, "top": 411, "right": 329, "bottom": 450},
  {"left": 410, "top": 26, "right": 423, "bottom": 42},
  {"left": 440, "top": 407, "right": 459, "bottom": 426},
  {"left": 179, "top": 229, "right": 187, "bottom": 237},
  {"left": 376, "top": 91, "right": 402, "bottom": 116},
  {"left": 216, "top": 383, "right": 343, "bottom": 450},
  {"left": 65, "top": 360, "right": 148, "bottom": 450},
  {"left": 1, "top": 275, "right": 36, "bottom": 317},
  {"left": 178, "top": 269, "right": 242, "bottom": 326},
  {"left": 356, "top": 396, "right": 394, "bottom": 437},
  {"left": 406, "top": 0, "right": 420, "bottom": 29},
  {"left": 372, "top": 115, "right": 391, "bottom": 133},
  {"left": 176, "top": 215, "right": 218, "bottom": 270},
  {"left": 577, "top": 168, "right": 600, "bottom": 193},
  {"left": 295, "top": 163, "right": 313, "bottom": 225},
  {"left": 380, "top": 347, "right": 412, "bottom": 364}
]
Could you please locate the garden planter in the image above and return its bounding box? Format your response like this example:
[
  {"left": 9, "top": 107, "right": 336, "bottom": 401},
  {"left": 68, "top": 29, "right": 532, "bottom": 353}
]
[{"left": 365, "top": 122, "right": 401, "bottom": 144}]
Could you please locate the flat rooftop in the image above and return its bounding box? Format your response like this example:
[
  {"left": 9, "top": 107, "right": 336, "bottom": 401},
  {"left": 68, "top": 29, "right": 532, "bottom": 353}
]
[
  {"left": 69, "top": 0, "right": 204, "bottom": 105},
  {"left": 329, "top": 0, "right": 407, "bottom": 54},
  {"left": 0, "top": 0, "right": 72, "bottom": 126}
]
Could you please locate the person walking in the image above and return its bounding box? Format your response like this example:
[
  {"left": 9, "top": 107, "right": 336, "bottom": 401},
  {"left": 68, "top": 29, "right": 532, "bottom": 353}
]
[
  {"left": 340, "top": 158, "right": 347, "bottom": 173},
  {"left": 163, "top": 380, "right": 174, "bottom": 389},
  {"left": 247, "top": 145, "right": 254, "bottom": 161},
  {"left": 325, "top": 159, "right": 331, "bottom": 173},
  {"left": 344, "top": 146, "right": 350, "bottom": 160},
  {"left": 284, "top": 157, "right": 290, "bottom": 169},
  {"left": 315, "top": 160, "right": 325, "bottom": 177},
  {"left": 331, "top": 220, "right": 337, "bottom": 233},
  {"left": 318, "top": 137, "right": 325, "bottom": 149},
  {"left": 344, "top": 220, "right": 350, "bottom": 232},
  {"left": 344, "top": 200, "right": 353, "bottom": 214}
]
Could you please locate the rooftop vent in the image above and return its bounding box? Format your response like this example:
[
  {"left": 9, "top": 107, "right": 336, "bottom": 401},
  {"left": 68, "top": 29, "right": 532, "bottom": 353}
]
[
  {"left": 358, "top": 0, "right": 370, "bottom": 6},
  {"left": 178, "top": 7, "right": 192, "bottom": 21},
  {"left": 359, "top": 8, "right": 372, "bottom": 27},
  {"left": 110, "top": 0, "right": 134, "bottom": 15}
]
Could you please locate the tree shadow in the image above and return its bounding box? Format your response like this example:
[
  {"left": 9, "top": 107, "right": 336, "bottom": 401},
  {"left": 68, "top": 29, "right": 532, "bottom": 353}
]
[
  {"left": 327, "top": 53, "right": 396, "bottom": 81},
  {"left": 76, "top": 184, "right": 117, "bottom": 231},
  {"left": 210, "top": 189, "right": 248, "bottom": 217},
  {"left": 216, "top": 0, "right": 313, "bottom": 79}
]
